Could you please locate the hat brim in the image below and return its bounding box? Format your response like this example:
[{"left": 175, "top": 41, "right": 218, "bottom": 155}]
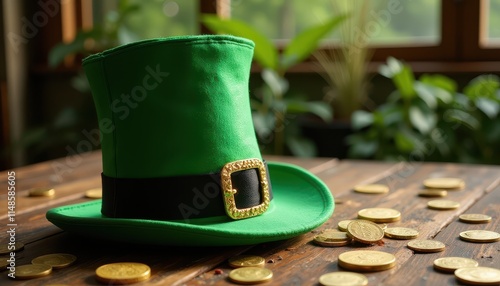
[{"left": 46, "top": 162, "right": 334, "bottom": 246}]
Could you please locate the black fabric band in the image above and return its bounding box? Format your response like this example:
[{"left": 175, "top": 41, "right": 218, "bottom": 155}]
[{"left": 101, "top": 162, "right": 273, "bottom": 221}]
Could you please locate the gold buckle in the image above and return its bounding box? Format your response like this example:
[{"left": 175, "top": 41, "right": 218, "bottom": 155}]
[{"left": 221, "top": 158, "right": 270, "bottom": 220}]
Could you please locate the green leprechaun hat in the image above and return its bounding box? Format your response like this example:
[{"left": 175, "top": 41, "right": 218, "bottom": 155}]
[{"left": 46, "top": 35, "right": 334, "bottom": 246}]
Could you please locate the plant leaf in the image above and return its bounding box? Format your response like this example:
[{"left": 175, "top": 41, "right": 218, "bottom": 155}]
[
  {"left": 261, "top": 69, "right": 289, "bottom": 97},
  {"left": 282, "top": 15, "right": 347, "bottom": 70},
  {"left": 287, "top": 135, "right": 316, "bottom": 157},
  {"left": 414, "top": 82, "right": 437, "bottom": 109},
  {"left": 48, "top": 30, "right": 101, "bottom": 67},
  {"left": 286, "top": 101, "right": 333, "bottom": 122},
  {"left": 351, "top": 110, "right": 373, "bottom": 130},
  {"left": 380, "top": 58, "right": 416, "bottom": 99},
  {"left": 394, "top": 131, "right": 415, "bottom": 152},
  {"left": 420, "top": 74, "right": 457, "bottom": 93},
  {"left": 200, "top": 15, "right": 278, "bottom": 69},
  {"left": 476, "top": 97, "right": 500, "bottom": 118},
  {"left": 409, "top": 102, "right": 436, "bottom": 134},
  {"left": 464, "top": 74, "right": 500, "bottom": 100}
]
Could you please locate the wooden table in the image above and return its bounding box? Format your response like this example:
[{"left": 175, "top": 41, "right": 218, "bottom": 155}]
[{"left": 1, "top": 151, "right": 499, "bottom": 285}]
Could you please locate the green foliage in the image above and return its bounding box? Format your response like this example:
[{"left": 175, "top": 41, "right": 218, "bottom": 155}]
[
  {"left": 201, "top": 15, "right": 345, "bottom": 156},
  {"left": 348, "top": 57, "right": 500, "bottom": 164}
]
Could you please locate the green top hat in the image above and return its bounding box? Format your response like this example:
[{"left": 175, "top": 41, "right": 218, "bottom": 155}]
[{"left": 46, "top": 35, "right": 334, "bottom": 246}]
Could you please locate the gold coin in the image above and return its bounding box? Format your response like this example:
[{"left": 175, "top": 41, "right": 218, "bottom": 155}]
[
  {"left": 32, "top": 253, "right": 76, "bottom": 269},
  {"left": 0, "top": 242, "right": 24, "bottom": 254},
  {"left": 338, "top": 220, "right": 354, "bottom": 232},
  {"left": 455, "top": 267, "right": 500, "bottom": 286},
  {"left": 228, "top": 255, "right": 265, "bottom": 268},
  {"left": 384, "top": 227, "right": 419, "bottom": 240},
  {"left": 433, "top": 257, "right": 478, "bottom": 273},
  {"left": 459, "top": 214, "right": 492, "bottom": 224},
  {"left": 427, "top": 199, "right": 460, "bottom": 210},
  {"left": 85, "top": 188, "right": 102, "bottom": 199},
  {"left": 228, "top": 267, "right": 273, "bottom": 284},
  {"left": 353, "top": 184, "right": 389, "bottom": 194},
  {"left": 29, "top": 188, "right": 55, "bottom": 197},
  {"left": 423, "top": 177, "right": 464, "bottom": 189},
  {"left": 319, "top": 271, "right": 368, "bottom": 286},
  {"left": 314, "top": 239, "right": 352, "bottom": 247},
  {"left": 338, "top": 250, "right": 396, "bottom": 272},
  {"left": 14, "top": 264, "right": 52, "bottom": 279},
  {"left": 418, "top": 189, "right": 448, "bottom": 197},
  {"left": 407, "top": 240, "right": 445, "bottom": 253},
  {"left": 357, "top": 208, "right": 401, "bottom": 223},
  {"left": 377, "top": 223, "right": 388, "bottom": 230},
  {"left": 459, "top": 230, "right": 500, "bottom": 243},
  {"left": 96, "top": 262, "right": 151, "bottom": 284},
  {"left": 314, "top": 230, "right": 352, "bottom": 247},
  {"left": 346, "top": 220, "right": 384, "bottom": 244}
]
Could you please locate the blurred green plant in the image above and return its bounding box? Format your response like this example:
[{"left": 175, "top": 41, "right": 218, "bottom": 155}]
[
  {"left": 348, "top": 57, "right": 500, "bottom": 164},
  {"left": 201, "top": 14, "right": 346, "bottom": 156}
]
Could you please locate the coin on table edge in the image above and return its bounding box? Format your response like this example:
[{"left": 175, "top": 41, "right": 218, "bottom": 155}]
[
  {"left": 32, "top": 253, "right": 77, "bottom": 269},
  {"left": 319, "top": 271, "right": 368, "bottom": 286},
  {"left": 228, "top": 255, "right": 265, "bottom": 268},
  {"left": 353, "top": 184, "right": 389, "bottom": 194},
  {"left": 228, "top": 266, "right": 273, "bottom": 284},
  {"left": 85, "top": 188, "right": 102, "bottom": 199},
  {"left": 433, "top": 257, "right": 479, "bottom": 273},
  {"left": 95, "top": 262, "right": 151, "bottom": 284},
  {"left": 338, "top": 220, "right": 354, "bottom": 232},
  {"left": 28, "top": 188, "right": 55, "bottom": 197},
  {"left": 13, "top": 264, "right": 52, "bottom": 279},
  {"left": 384, "top": 227, "right": 419, "bottom": 240},
  {"left": 454, "top": 267, "right": 500, "bottom": 286},
  {"left": 347, "top": 220, "right": 384, "bottom": 244},
  {"left": 407, "top": 240, "right": 445, "bottom": 253},
  {"left": 357, "top": 208, "right": 401, "bottom": 223},
  {"left": 418, "top": 189, "right": 448, "bottom": 197},
  {"left": 338, "top": 250, "right": 396, "bottom": 272},
  {"left": 0, "top": 242, "right": 24, "bottom": 255},
  {"left": 459, "top": 214, "right": 492, "bottom": 224},
  {"left": 459, "top": 230, "right": 500, "bottom": 243},
  {"left": 427, "top": 199, "right": 460, "bottom": 210},
  {"left": 423, "top": 177, "right": 465, "bottom": 189}
]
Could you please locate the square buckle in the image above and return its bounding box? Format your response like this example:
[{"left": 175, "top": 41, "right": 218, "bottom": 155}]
[{"left": 221, "top": 158, "right": 270, "bottom": 220}]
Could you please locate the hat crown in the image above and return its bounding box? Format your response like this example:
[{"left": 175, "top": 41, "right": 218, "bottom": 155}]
[{"left": 83, "top": 35, "right": 260, "bottom": 178}]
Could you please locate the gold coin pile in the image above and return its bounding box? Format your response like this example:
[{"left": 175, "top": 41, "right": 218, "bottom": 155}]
[
  {"left": 337, "top": 220, "right": 354, "bottom": 232},
  {"left": 346, "top": 220, "right": 384, "bottom": 245},
  {"left": 13, "top": 252, "right": 76, "bottom": 280},
  {"left": 319, "top": 271, "right": 368, "bottom": 286},
  {"left": 433, "top": 257, "right": 479, "bottom": 273},
  {"left": 28, "top": 188, "right": 55, "bottom": 197},
  {"left": 459, "top": 214, "right": 492, "bottom": 224},
  {"left": 423, "top": 177, "right": 464, "bottom": 189},
  {"left": 407, "top": 240, "right": 445, "bottom": 253},
  {"left": 353, "top": 184, "right": 389, "bottom": 194},
  {"left": 338, "top": 250, "right": 396, "bottom": 272},
  {"left": 228, "top": 255, "right": 265, "bottom": 268},
  {"left": 228, "top": 267, "right": 273, "bottom": 285},
  {"left": 314, "top": 229, "right": 352, "bottom": 247},
  {"left": 454, "top": 267, "right": 500, "bottom": 285},
  {"left": 384, "top": 227, "right": 419, "bottom": 240},
  {"left": 85, "top": 188, "right": 103, "bottom": 199},
  {"left": 459, "top": 230, "right": 500, "bottom": 243},
  {"left": 96, "top": 262, "right": 151, "bottom": 284},
  {"left": 427, "top": 199, "right": 460, "bottom": 210}
]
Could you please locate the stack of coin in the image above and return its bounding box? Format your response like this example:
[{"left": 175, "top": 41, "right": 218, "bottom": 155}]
[
  {"left": 346, "top": 220, "right": 384, "bottom": 245},
  {"left": 228, "top": 255, "right": 265, "bottom": 268},
  {"left": 353, "top": 184, "right": 389, "bottom": 194},
  {"left": 454, "top": 267, "right": 500, "bottom": 285},
  {"left": 423, "top": 177, "right": 465, "bottom": 189},
  {"left": 459, "top": 230, "right": 500, "bottom": 243},
  {"left": 228, "top": 267, "right": 273, "bottom": 284},
  {"left": 459, "top": 214, "right": 492, "bottom": 224},
  {"left": 384, "top": 227, "right": 419, "bottom": 240},
  {"left": 407, "top": 240, "right": 445, "bottom": 253},
  {"left": 314, "top": 229, "right": 352, "bottom": 247},
  {"left": 96, "top": 262, "right": 151, "bottom": 284},
  {"left": 319, "top": 271, "right": 368, "bottom": 286},
  {"left": 85, "top": 188, "right": 103, "bottom": 199},
  {"left": 338, "top": 250, "right": 396, "bottom": 272},
  {"left": 29, "top": 188, "right": 55, "bottom": 197},
  {"left": 357, "top": 208, "right": 401, "bottom": 223},
  {"left": 433, "top": 257, "right": 478, "bottom": 273}
]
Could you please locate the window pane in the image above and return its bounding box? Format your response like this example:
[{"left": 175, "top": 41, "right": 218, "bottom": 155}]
[
  {"left": 92, "top": 0, "right": 198, "bottom": 41},
  {"left": 485, "top": 0, "right": 500, "bottom": 46},
  {"left": 230, "top": 0, "right": 441, "bottom": 46}
]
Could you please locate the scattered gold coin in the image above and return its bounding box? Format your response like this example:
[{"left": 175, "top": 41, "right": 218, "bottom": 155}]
[
  {"left": 0, "top": 242, "right": 24, "bottom": 255},
  {"left": 29, "top": 188, "right": 55, "bottom": 197},
  {"left": 454, "top": 267, "right": 500, "bottom": 285},
  {"left": 96, "top": 262, "right": 151, "bottom": 284},
  {"left": 228, "top": 255, "right": 265, "bottom": 268},
  {"left": 32, "top": 253, "right": 77, "bottom": 269},
  {"left": 459, "top": 230, "right": 500, "bottom": 243},
  {"left": 347, "top": 220, "right": 384, "bottom": 244},
  {"left": 85, "top": 188, "right": 103, "bottom": 199},
  {"left": 357, "top": 208, "right": 401, "bottom": 223},
  {"left": 353, "top": 184, "right": 389, "bottom": 194},
  {"left": 459, "top": 214, "right": 492, "bottom": 224},
  {"left": 377, "top": 223, "right": 388, "bottom": 230},
  {"left": 338, "top": 250, "right": 396, "bottom": 272},
  {"left": 335, "top": 199, "right": 345, "bottom": 204},
  {"left": 384, "top": 227, "right": 419, "bottom": 240},
  {"left": 319, "top": 271, "right": 368, "bottom": 286},
  {"left": 14, "top": 264, "right": 52, "bottom": 280},
  {"left": 314, "top": 230, "right": 352, "bottom": 247},
  {"left": 407, "top": 240, "right": 445, "bottom": 253},
  {"left": 228, "top": 266, "right": 273, "bottom": 284},
  {"left": 427, "top": 199, "right": 460, "bottom": 210},
  {"left": 433, "top": 257, "right": 478, "bottom": 273},
  {"left": 423, "top": 177, "right": 465, "bottom": 189},
  {"left": 337, "top": 220, "right": 354, "bottom": 232},
  {"left": 418, "top": 189, "right": 447, "bottom": 197}
]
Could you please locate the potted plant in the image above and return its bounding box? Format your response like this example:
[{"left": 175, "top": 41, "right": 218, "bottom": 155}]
[
  {"left": 301, "top": 0, "right": 373, "bottom": 158},
  {"left": 201, "top": 14, "right": 346, "bottom": 156},
  {"left": 348, "top": 57, "right": 500, "bottom": 164}
]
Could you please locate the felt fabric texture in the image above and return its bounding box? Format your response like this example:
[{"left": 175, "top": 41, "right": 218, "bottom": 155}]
[{"left": 45, "top": 35, "right": 334, "bottom": 246}]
